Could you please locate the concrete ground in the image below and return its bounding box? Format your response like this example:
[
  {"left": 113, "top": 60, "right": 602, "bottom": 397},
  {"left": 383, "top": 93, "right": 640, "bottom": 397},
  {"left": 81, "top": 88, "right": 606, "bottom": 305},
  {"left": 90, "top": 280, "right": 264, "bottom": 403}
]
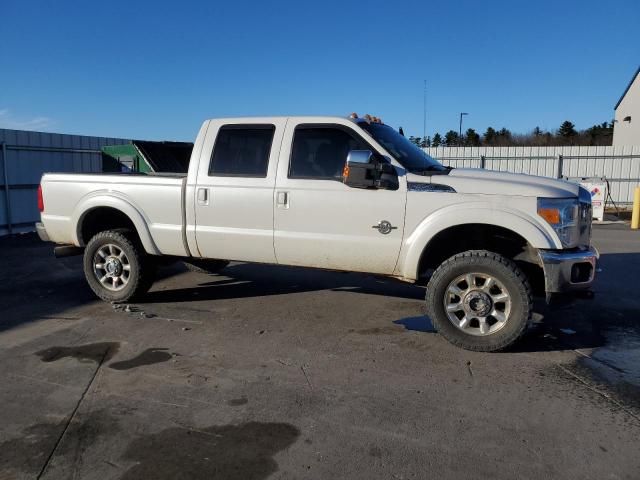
[{"left": 0, "top": 225, "right": 639, "bottom": 480}]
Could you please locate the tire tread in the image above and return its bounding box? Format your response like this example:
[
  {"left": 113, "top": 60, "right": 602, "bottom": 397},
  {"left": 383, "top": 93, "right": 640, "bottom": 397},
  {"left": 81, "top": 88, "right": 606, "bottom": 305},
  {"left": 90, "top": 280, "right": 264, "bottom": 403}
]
[
  {"left": 425, "top": 250, "right": 532, "bottom": 352},
  {"left": 83, "top": 230, "right": 155, "bottom": 303}
]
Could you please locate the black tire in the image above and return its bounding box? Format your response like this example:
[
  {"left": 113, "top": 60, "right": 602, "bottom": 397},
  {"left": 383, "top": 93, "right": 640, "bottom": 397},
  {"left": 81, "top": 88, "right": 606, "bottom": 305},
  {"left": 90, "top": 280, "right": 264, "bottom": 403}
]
[
  {"left": 183, "top": 259, "right": 230, "bottom": 274},
  {"left": 425, "top": 250, "right": 532, "bottom": 352},
  {"left": 83, "top": 230, "right": 156, "bottom": 303}
]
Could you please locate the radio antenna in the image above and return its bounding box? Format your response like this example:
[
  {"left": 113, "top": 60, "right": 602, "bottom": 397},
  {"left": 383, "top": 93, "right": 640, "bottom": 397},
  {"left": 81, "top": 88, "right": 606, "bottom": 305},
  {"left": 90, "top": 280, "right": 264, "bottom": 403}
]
[{"left": 423, "top": 80, "right": 427, "bottom": 142}]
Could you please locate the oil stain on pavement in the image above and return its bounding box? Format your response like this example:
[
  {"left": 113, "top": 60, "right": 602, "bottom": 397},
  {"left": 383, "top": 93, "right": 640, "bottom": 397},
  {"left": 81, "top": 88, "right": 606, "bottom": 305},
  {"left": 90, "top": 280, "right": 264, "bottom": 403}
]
[
  {"left": 109, "top": 347, "right": 173, "bottom": 370},
  {"left": 0, "top": 410, "right": 119, "bottom": 478},
  {"left": 35, "top": 342, "right": 120, "bottom": 363},
  {"left": 0, "top": 421, "right": 64, "bottom": 477},
  {"left": 119, "top": 421, "right": 300, "bottom": 480}
]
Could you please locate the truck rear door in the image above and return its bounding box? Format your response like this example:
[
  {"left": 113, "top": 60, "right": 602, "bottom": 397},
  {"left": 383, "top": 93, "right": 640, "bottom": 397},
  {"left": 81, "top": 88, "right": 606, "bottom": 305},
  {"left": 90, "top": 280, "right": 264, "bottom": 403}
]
[
  {"left": 273, "top": 119, "right": 406, "bottom": 274},
  {"left": 193, "top": 119, "right": 286, "bottom": 263}
]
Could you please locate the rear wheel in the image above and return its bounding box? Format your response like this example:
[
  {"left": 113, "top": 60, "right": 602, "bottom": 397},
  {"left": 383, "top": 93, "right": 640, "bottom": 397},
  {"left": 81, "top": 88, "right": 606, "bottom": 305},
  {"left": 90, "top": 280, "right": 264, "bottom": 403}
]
[
  {"left": 83, "top": 230, "right": 156, "bottom": 302},
  {"left": 183, "top": 259, "right": 230, "bottom": 274},
  {"left": 425, "top": 250, "right": 532, "bottom": 352}
]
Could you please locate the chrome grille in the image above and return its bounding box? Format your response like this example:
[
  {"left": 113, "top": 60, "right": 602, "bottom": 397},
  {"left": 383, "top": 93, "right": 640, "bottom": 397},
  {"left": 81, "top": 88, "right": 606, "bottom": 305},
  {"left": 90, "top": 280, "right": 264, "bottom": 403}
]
[{"left": 578, "top": 187, "right": 592, "bottom": 248}]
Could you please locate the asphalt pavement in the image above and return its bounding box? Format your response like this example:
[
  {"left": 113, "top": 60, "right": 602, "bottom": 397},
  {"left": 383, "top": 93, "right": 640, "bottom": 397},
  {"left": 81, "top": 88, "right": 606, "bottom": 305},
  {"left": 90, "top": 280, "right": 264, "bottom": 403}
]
[{"left": 0, "top": 224, "right": 638, "bottom": 480}]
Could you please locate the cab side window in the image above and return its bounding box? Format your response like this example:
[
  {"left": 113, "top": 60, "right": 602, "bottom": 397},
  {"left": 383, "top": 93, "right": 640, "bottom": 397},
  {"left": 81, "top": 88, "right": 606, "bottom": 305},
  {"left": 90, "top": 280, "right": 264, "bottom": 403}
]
[
  {"left": 209, "top": 125, "right": 275, "bottom": 177},
  {"left": 289, "top": 126, "right": 368, "bottom": 180}
]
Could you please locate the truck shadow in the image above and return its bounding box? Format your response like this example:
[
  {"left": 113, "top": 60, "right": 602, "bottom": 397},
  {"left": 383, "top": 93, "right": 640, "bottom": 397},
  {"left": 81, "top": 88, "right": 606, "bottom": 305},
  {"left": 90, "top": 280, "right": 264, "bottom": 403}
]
[
  {"left": 393, "top": 315, "right": 436, "bottom": 333},
  {"left": 139, "top": 252, "right": 640, "bottom": 358},
  {"left": 140, "top": 263, "right": 427, "bottom": 304}
]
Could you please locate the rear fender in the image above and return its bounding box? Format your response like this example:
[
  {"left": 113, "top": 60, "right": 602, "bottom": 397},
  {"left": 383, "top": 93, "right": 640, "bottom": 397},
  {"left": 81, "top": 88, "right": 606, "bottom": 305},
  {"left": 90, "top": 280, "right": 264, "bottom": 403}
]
[{"left": 72, "top": 192, "right": 161, "bottom": 255}]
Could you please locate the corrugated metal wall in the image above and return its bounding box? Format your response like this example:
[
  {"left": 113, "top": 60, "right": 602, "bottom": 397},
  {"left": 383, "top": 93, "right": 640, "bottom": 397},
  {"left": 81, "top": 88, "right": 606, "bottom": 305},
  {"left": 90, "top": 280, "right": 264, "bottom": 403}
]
[
  {"left": 0, "top": 129, "right": 130, "bottom": 235},
  {"left": 424, "top": 145, "right": 640, "bottom": 206}
]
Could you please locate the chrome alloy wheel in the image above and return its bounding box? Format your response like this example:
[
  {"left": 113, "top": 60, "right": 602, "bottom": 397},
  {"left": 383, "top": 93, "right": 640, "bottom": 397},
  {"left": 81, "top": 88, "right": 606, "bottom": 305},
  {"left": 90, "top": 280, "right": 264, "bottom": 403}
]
[
  {"left": 93, "top": 243, "right": 131, "bottom": 291},
  {"left": 443, "top": 273, "right": 512, "bottom": 336}
]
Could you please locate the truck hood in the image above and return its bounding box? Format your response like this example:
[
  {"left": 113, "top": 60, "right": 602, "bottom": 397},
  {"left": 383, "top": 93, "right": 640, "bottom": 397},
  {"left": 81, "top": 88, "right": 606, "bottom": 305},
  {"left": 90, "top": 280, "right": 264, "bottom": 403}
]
[{"left": 416, "top": 168, "right": 580, "bottom": 198}]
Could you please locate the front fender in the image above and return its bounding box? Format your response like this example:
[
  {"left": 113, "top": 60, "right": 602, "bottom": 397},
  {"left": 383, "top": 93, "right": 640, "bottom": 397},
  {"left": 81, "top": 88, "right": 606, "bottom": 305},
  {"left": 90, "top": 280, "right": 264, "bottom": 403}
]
[
  {"left": 71, "top": 191, "right": 161, "bottom": 255},
  {"left": 397, "top": 202, "right": 561, "bottom": 280}
]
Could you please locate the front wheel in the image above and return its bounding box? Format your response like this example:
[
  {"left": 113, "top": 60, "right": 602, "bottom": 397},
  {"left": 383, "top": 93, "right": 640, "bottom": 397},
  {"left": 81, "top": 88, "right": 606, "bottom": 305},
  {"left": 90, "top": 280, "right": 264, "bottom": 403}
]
[
  {"left": 83, "top": 230, "right": 156, "bottom": 303},
  {"left": 425, "top": 250, "right": 532, "bottom": 352}
]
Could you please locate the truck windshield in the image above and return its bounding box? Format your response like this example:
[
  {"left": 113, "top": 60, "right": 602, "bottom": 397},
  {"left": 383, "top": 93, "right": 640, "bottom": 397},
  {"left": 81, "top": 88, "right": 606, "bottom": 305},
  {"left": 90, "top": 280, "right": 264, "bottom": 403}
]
[{"left": 359, "top": 122, "right": 448, "bottom": 174}]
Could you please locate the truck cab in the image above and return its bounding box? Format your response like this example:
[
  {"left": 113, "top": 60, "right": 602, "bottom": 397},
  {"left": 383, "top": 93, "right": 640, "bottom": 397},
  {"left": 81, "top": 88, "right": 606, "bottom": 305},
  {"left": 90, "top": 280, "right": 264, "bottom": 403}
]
[{"left": 188, "top": 116, "right": 410, "bottom": 274}]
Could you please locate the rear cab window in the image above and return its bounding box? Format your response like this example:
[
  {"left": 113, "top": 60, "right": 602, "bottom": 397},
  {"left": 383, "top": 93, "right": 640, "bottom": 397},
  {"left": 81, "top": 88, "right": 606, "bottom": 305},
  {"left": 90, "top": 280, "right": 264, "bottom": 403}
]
[{"left": 209, "top": 125, "right": 275, "bottom": 177}]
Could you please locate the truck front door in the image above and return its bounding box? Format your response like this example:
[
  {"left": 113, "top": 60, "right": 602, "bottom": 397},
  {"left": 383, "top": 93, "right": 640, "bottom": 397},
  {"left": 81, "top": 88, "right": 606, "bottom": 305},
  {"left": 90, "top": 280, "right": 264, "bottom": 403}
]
[{"left": 273, "top": 121, "right": 406, "bottom": 274}]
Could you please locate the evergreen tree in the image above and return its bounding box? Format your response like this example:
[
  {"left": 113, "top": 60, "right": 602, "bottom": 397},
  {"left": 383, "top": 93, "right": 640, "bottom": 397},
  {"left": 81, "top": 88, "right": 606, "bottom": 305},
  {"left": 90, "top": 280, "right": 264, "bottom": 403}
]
[
  {"left": 497, "top": 127, "right": 512, "bottom": 139},
  {"left": 444, "top": 130, "right": 459, "bottom": 146},
  {"left": 408, "top": 136, "right": 422, "bottom": 147},
  {"left": 585, "top": 121, "right": 613, "bottom": 146},
  {"left": 483, "top": 127, "right": 497, "bottom": 145},
  {"left": 432, "top": 133, "right": 442, "bottom": 147},
  {"left": 421, "top": 136, "right": 431, "bottom": 148},
  {"left": 558, "top": 121, "right": 577, "bottom": 138},
  {"left": 465, "top": 128, "right": 481, "bottom": 146},
  {"left": 496, "top": 128, "right": 512, "bottom": 145}
]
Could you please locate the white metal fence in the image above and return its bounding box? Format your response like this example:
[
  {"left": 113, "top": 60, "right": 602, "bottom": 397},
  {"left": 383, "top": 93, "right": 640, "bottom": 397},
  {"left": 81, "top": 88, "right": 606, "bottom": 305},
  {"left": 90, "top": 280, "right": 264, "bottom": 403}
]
[{"left": 424, "top": 145, "right": 640, "bottom": 207}]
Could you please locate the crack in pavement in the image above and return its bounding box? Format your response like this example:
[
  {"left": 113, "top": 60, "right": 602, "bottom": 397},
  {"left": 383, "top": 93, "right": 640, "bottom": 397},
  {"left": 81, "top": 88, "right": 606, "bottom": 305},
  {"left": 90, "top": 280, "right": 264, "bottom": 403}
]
[
  {"left": 555, "top": 363, "right": 640, "bottom": 424},
  {"left": 36, "top": 344, "right": 113, "bottom": 479}
]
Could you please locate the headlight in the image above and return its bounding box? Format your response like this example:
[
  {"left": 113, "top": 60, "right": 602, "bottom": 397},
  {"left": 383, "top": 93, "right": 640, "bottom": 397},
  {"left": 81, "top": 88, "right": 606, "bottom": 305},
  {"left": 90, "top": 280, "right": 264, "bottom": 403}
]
[{"left": 537, "top": 197, "right": 579, "bottom": 247}]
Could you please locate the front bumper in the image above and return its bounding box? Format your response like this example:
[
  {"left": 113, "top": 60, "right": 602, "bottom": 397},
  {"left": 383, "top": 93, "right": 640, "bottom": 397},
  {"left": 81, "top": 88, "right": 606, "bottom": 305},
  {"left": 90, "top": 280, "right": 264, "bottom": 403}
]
[
  {"left": 36, "top": 222, "right": 50, "bottom": 242},
  {"left": 538, "top": 246, "right": 598, "bottom": 294}
]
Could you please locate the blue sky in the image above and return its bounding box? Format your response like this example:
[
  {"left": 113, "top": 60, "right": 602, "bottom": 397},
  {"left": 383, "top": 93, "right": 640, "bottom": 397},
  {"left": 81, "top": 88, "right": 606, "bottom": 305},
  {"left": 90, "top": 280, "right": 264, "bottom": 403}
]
[{"left": 2, "top": 0, "right": 639, "bottom": 141}]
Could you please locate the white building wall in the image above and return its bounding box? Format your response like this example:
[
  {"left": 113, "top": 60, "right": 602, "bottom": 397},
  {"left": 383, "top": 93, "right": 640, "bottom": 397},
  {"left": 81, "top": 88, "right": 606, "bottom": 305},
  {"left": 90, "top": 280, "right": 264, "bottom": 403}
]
[{"left": 613, "top": 71, "right": 640, "bottom": 146}]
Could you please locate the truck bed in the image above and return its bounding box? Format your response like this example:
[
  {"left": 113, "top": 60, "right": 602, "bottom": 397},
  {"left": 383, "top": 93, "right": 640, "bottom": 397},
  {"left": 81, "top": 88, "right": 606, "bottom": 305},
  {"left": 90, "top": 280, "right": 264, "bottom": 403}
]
[{"left": 40, "top": 172, "right": 188, "bottom": 256}]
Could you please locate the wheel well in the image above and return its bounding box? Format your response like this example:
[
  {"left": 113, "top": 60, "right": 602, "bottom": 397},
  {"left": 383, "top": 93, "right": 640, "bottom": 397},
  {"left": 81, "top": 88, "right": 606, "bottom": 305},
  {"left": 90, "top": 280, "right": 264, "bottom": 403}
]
[
  {"left": 417, "top": 224, "right": 544, "bottom": 292},
  {"left": 80, "top": 207, "right": 138, "bottom": 245}
]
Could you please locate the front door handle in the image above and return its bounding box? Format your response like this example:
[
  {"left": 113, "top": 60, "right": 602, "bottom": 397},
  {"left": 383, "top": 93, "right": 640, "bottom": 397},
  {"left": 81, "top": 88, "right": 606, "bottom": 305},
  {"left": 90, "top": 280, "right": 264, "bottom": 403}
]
[{"left": 197, "top": 188, "right": 209, "bottom": 206}]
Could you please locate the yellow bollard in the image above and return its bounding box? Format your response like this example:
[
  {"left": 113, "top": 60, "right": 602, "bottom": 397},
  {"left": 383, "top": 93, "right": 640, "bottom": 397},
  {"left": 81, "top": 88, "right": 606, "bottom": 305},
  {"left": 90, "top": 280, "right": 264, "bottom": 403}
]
[{"left": 632, "top": 187, "right": 640, "bottom": 230}]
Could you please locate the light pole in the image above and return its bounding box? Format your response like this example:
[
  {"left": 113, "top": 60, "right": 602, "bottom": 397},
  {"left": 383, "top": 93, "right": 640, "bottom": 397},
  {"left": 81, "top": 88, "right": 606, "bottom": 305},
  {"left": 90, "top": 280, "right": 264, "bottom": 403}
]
[{"left": 459, "top": 112, "right": 468, "bottom": 146}]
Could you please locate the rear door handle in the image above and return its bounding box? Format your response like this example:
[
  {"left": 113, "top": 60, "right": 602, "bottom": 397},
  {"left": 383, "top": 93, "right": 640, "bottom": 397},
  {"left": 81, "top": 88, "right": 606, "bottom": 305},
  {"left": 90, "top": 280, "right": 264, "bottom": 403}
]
[
  {"left": 277, "top": 191, "right": 289, "bottom": 208},
  {"left": 197, "top": 188, "right": 209, "bottom": 206}
]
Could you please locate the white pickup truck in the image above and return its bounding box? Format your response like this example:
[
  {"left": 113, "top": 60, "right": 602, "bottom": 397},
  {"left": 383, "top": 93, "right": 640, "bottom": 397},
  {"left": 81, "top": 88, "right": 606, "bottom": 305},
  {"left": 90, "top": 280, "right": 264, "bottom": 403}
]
[{"left": 36, "top": 115, "right": 597, "bottom": 351}]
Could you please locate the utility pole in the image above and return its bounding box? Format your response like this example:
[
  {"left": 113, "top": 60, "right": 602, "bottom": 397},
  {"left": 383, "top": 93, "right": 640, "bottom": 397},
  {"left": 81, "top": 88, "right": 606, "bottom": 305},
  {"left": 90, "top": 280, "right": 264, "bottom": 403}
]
[{"left": 459, "top": 112, "right": 468, "bottom": 146}]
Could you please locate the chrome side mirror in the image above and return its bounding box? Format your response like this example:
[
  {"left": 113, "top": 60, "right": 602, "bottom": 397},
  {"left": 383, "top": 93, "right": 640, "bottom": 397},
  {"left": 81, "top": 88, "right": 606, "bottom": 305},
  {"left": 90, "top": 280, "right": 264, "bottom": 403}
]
[
  {"left": 344, "top": 149, "right": 399, "bottom": 190},
  {"left": 346, "top": 150, "right": 374, "bottom": 165},
  {"left": 344, "top": 150, "right": 376, "bottom": 189}
]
